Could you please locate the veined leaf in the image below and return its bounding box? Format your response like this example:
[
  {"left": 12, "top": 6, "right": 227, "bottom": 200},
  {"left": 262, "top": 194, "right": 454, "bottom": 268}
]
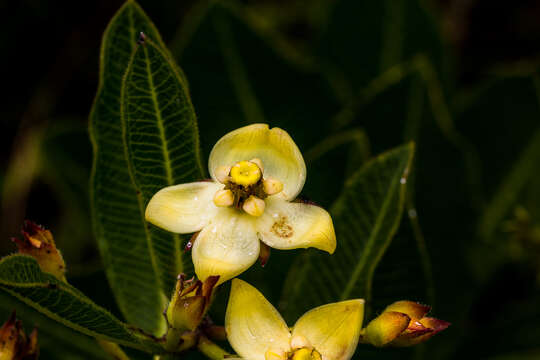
[
  {"left": 280, "top": 143, "right": 414, "bottom": 321},
  {"left": 89, "top": 0, "right": 202, "bottom": 335},
  {"left": 0, "top": 255, "right": 159, "bottom": 353},
  {"left": 0, "top": 291, "right": 109, "bottom": 359},
  {"left": 121, "top": 36, "right": 203, "bottom": 288}
]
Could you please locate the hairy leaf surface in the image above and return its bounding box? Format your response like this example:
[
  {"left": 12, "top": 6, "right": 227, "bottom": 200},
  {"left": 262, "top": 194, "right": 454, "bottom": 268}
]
[
  {"left": 89, "top": 0, "right": 202, "bottom": 334},
  {"left": 0, "top": 255, "right": 159, "bottom": 352}
]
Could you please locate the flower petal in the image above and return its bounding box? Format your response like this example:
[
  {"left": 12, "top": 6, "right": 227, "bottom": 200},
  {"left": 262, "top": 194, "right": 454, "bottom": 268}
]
[
  {"left": 291, "top": 300, "right": 364, "bottom": 360},
  {"left": 226, "top": 279, "right": 291, "bottom": 360},
  {"left": 192, "top": 208, "right": 260, "bottom": 284},
  {"left": 209, "top": 124, "right": 306, "bottom": 200},
  {"left": 256, "top": 197, "right": 336, "bottom": 253},
  {"left": 145, "top": 182, "right": 223, "bottom": 233}
]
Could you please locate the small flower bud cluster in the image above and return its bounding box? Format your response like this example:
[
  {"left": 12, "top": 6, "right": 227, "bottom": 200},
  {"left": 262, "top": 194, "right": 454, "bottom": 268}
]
[{"left": 361, "top": 300, "right": 450, "bottom": 347}]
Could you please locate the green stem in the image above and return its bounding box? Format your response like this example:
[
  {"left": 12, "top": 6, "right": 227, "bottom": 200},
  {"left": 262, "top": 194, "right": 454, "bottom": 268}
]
[
  {"left": 164, "top": 327, "right": 184, "bottom": 352},
  {"left": 198, "top": 336, "right": 230, "bottom": 360}
]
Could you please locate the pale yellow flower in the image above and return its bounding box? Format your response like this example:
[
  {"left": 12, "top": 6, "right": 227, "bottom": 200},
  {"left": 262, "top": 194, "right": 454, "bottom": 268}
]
[
  {"left": 145, "top": 124, "right": 336, "bottom": 284},
  {"left": 225, "top": 279, "right": 364, "bottom": 360}
]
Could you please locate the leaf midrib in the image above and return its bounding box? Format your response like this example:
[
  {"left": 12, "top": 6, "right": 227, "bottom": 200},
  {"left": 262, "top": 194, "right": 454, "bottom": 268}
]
[
  {"left": 339, "top": 150, "right": 410, "bottom": 300},
  {"left": 142, "top": 44, "right": 174, "bottom": 186},
  {"left": 121, "top": 43, "right": 166, "bottom": 297},
  {"left": 0, "top": 287, "right": 149, "bottom": 351}
]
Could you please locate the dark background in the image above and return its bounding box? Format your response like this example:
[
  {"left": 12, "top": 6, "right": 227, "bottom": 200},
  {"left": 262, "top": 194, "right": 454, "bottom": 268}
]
[{"left": 2, "top": 0, "right": 540, "bottom": 358}]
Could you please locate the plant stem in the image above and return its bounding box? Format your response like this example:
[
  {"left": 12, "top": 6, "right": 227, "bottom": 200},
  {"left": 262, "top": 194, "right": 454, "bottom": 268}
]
[{"left": 197, "top": 336, "right": 230, "bottom": 360}]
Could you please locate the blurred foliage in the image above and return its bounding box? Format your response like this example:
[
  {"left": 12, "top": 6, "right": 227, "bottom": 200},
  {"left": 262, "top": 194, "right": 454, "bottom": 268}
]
[{"left": 2, "top": 0, "right": 540, "bottom": 358}]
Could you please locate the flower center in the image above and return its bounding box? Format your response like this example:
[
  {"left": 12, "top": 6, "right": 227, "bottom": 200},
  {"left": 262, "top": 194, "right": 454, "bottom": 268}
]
[
  {"left": 213, "top": 159, "right": 283, "bottom": 217},
  {"left": 230, "top": 160, "right": 261, "bottom": 186},
  {"left": 289, "top": 348, "right": 322, "bottom": 360}
]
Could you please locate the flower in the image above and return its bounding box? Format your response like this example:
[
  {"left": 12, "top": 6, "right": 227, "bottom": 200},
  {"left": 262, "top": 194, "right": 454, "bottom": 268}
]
[
  {"left": 361, "top": 300, "right": 450, "bottom": 347},
  {"left": 145, "top": 124, "right": 336, "bottom": 284},
  {"left": 225, "top": 279, "right": 364, "bottom": 360}
]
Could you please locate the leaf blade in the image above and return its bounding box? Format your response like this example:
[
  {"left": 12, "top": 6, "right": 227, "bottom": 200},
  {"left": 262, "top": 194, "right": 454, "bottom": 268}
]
[
  {"left": 0, "top": 255, "right": 159, "bottom": 353},
  {"left": 280, "top": 143, "right": 414, "bottom": 321},
  {"left": 89, "top": 0, "right": 200, "bottom": 334},
  {"left": 121, "top": 37, "right": 204, "bottom": 293}
]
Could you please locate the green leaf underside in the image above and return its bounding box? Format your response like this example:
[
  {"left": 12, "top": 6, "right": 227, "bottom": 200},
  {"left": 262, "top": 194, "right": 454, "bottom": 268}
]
[
  {"left": 0, "top": 255, "right": 157, "bottom": 352},
  {"left": 121, "top": 37, "right": 203, "bottom": 290},
  {"left": 89, "top": 0, "right": 202, "bottom": 335},
  {"left": 280, "top": 143, "right": 414, "bottom": 321}
]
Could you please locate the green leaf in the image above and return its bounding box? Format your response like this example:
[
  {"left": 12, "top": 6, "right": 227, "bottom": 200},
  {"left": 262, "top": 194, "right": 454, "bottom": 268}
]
[
  {"left": 89, "top": 0, "right": 202, "bottom": 335},
  {"left": 0, "top": 255, "right": 159, "bottom": 353},
  {"left": 121, "top": 36, "right": 204, "bottom": 285},
  {"left": 0, "top": 291, "right": 109, "bottom": 359},
  {"left": 280, "top": 143, "right": 414, "bottom": 321}
]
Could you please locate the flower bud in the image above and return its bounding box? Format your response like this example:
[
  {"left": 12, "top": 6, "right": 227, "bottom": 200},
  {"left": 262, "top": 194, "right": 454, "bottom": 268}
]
[
  {"left": 361, "top": 300, "right": 449, "bottom": 348},
  {"left": 243, "top": 195, "right": 265, "bottom": 217},
  {"left": 0, "top": 311, "right": 38, "bottom": 360},
  {"left": 12, "top": 221, "right": 66, "bottom": 282},
  {"left": 166, "top": 274, "right": 219, "bottom": 332}
]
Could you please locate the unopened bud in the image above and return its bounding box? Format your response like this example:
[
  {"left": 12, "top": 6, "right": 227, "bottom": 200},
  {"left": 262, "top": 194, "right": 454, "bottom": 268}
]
[
  {"left": 166, "top": 274, "right": 219, "bottom": 332},
  {"left": 263, "top": 178, "right": 283, "bottom": 195},
  {"left": 362, "top": 300, "right": 450, "bottom": 348},
  {"left": 215, "top": 166, "right": 231, "bottom": 184},
  {"left": 243, "top": 196, "right": 265, "bottom": 217},
  {"left": 12, "top": 221, "right": 66, "bottom": 282},
  {"left": 213, "top": 189, "right": 234, "bottom": 207}
]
